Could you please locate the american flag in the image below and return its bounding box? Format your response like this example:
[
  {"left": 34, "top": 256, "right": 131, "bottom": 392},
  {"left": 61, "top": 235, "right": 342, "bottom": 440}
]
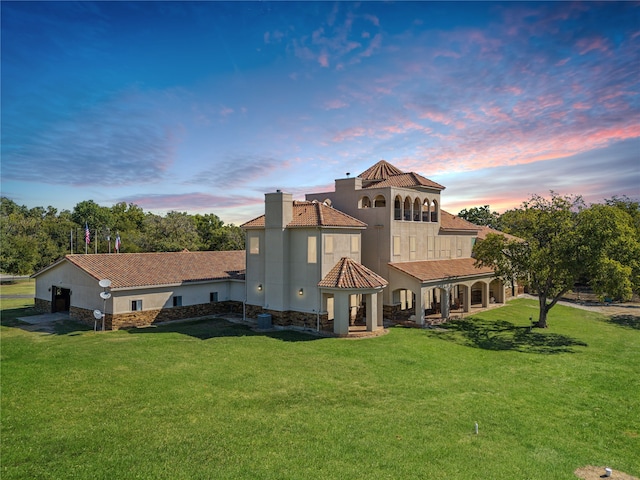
[
  {"left": 115, "top": 234, "right": 121, "bottom": 253},
  {"left": 85, "top": 223, "right": 90, "bottom": 244}
]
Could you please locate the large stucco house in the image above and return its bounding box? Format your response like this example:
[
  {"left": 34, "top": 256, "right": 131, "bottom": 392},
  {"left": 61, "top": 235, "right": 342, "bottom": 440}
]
[{"left": 33, "top": 160, "right": 510, "bottom": 336}]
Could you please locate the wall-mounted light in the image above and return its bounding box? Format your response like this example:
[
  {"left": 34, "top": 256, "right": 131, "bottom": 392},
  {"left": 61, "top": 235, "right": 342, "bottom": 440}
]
[
  {"left": 298, "top": 288, "right": 304, "bottom": 296},
  {"left": 258, "top": 284, "right": 263, "bottom": 291}
]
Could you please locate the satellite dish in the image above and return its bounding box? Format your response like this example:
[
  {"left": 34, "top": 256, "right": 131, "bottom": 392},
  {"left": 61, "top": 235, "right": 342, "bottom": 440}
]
[
  {"left": 98, "top": 279, "right": 111, "bottom": 288},
  {"left": 100, "top": 291, "right": 111, "bottom": 300},
  {"left": 93, "top": 309, "right": 103, "bottom": 320}
]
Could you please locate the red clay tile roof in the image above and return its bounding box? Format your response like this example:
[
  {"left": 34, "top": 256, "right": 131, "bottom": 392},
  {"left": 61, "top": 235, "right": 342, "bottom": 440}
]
[
  {"left": 241, "top": 201, "right": 367, "bottom": 229},
  {"left": 318, "top": 257, "right": 388, "bottom": 289},
  {"left": 357, "top": 160, "right": 445, "bottom": 190},
  {"left": 439, "top": 210, "right": 481, "bottom": 233},
  {"left": 365, "top": 171, "right": 445, "bottom": 190},
  {"left": 358, "top": 160, "right": 404, "bottom": 180},
  {"left": 476, "top": 226, "right": 522, "bottom": 242},
  {"left": 389, "top": 258, "right": 495, "bottom": 282},
  {"left": 240, "top": 216, "right": 266, "bottom": 229},
  {"left": 63, "top": 251, "right": 245, "bottom": 289}
]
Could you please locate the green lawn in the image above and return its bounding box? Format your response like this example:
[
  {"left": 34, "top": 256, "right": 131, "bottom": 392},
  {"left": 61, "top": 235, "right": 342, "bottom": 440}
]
[
  {"left": 1, "top": 299, "right": 638, "bottom": 479},
  {"left": 0, "top": 279, "right": 36, "bottom": 326}
]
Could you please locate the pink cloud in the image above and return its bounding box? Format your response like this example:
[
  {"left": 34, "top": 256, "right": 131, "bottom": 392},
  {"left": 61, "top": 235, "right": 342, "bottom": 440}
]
[
  {"left": 124, "top": 192, "right": 261, "bottom": 211},
  {"left": 364, "top": 14, "right": 380, "bottom": 26},
  {"left": 324, "top": 99, "right": 349, "bottom": 110},
  {"left": 361, "top": 33, "right": 382, "bottom": 58},
  {"left": 332, "top": 126, "right": 367, "bottom": 142},
  {"left": 576, "top": 36, "right": 610, "bottom": 55},
  {"left": 318, "top": 51, "right": 330, "bottom": 67}
]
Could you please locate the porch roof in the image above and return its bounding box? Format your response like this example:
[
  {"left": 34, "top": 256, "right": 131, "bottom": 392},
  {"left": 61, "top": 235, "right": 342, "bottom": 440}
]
[
  {"left": 319, "top": 257, "right": 388, "bottom": 289},
  {"left": 388, "top": 258, "right": 495, "bottom": 283}
]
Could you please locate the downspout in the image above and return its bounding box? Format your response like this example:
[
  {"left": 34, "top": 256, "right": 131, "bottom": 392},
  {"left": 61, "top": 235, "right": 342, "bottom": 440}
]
[
  {"left": 317, "top": 226, "right": 322, "bottom": 331},
  {"left": 243, "top": 249, "right": 247, "bottom": 322}
]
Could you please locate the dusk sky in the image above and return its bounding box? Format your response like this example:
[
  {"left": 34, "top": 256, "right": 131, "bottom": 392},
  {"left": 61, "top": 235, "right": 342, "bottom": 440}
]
[{"left": 2, "top": 1, "right": 639, "bottom": 225}]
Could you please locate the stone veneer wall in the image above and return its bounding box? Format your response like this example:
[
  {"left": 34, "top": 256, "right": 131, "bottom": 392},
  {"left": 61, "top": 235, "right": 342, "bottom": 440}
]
[
  {"left": 35, "top": 298, "right": 51, "bottom": 313},
  {"left": 71, "top": 301, "right": 243, "bottom": 331},
  {"left": 245, "top": 304, "right": 333, "bottom": 332}
]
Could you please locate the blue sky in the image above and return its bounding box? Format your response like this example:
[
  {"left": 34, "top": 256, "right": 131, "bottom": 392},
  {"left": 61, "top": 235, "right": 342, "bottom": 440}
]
[{"left": 2, "top": 1, "right": 639, "bottom": 225}]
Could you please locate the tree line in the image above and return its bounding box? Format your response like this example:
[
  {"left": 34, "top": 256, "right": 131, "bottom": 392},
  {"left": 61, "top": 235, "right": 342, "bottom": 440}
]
[
  {"left": 0, "top": 197, "right": 244, "bottom": 275},
  {"left": 461, "top": 195, "right": 640, "bottom": 327}
]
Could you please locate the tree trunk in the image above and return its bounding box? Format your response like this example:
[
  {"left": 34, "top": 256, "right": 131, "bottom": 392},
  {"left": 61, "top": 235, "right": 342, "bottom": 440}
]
[{"left": 536, "top": 295, "right": 549, "bottom": 328}]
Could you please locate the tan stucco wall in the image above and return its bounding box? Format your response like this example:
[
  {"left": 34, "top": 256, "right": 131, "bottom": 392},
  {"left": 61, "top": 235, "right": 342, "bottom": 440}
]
[
  {"left": 111, "top": 280, "right": 244, "bottom": 314},
  {"left": 34, "top": 261, "right": 104, "bottom": 313},
  {"left": 245, "top": 201, "right": 364, "bottom": 316}
]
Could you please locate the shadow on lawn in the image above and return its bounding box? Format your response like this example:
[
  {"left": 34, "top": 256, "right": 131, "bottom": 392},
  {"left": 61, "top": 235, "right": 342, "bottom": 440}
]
[
  {"left": 0, "top": 307, "right": 93, "bottom": 336},
  {"left": 608, "top": 314, "right": 640, "bottom": 330},
  {"left": 428, "top": 317, "right": 587, "bottom": 354},
  {"left": 126, "top": 317, "right": 321, "bottom": 342}
]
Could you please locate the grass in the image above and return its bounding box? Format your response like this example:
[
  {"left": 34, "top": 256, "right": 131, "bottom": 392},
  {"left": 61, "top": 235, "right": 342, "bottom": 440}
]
[
  {"left": 0, "top": 279, "right": 36, "bottom": 327},
  {"left": 1, "top": 298, "right": 639, "bottom": 479}
]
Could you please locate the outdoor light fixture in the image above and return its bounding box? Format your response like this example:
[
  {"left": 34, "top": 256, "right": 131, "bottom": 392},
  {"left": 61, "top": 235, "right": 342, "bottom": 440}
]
[
  {"left": 298, "top": 288, "right": 304, "bottom": 296},
  {"left": 258, "top": 284, "right": 263, "bottom": 291}
]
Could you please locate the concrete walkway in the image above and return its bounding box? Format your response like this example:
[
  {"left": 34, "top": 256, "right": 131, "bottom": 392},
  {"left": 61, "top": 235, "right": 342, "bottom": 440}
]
[{"left": 17, "top": 312, "right": 70, "bottom": 325}]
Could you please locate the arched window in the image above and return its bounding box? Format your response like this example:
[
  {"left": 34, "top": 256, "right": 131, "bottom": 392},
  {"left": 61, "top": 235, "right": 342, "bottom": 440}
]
[
  {"left": 431, "top": 199, "right": 438, "bottom": 222},
  {"left": 374, "top": 195, "right": 386, "bottom": 207},
  {"left": 394, "top": 196, "right": 402, "bottom": 220},
  {"left": 403, "top": 197, "right": 412, "bottom": 221},
  {"left": 413, "top": 198, "right": 421, "bottom": 221},
  {"left": 360, "top": 196, "right": 371, "bottom": 208},
  {"left": 422, "top": 199, "right": 430, "bottom": 222}
]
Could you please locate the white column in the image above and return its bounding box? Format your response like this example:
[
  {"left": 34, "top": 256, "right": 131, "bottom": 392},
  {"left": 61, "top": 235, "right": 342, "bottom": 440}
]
[
  {"left": 365, "top": 293, "right": 379, "bottom": 331},
  {"left": 334, "top": 292, "right": 350, "bottom": 335},
  {"left": 416, "top": 286, "right": 426, "bottom": 325},
  {"left": 440, "top": 287, "right": 450, "bottom": 320},
  {"left": 482, "top": 282, "right": 490, "bottom": 307}
]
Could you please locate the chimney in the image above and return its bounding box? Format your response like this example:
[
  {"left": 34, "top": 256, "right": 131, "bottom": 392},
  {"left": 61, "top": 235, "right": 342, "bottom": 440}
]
[{"left": 265, "top": 190, "right": 293, "bottom": 229}]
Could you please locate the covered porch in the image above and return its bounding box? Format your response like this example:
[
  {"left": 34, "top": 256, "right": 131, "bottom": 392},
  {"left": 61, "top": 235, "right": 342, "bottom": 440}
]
[
  {"left": 388, "top": 258, "right": 505, "bottom": 326},
  {"left": 318, "top": 257, "right": 388, "bottom": 336}
]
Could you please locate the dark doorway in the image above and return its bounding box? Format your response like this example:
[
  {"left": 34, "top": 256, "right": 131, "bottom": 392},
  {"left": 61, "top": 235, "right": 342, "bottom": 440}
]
[{"left": 51, "top": 286, "right": 71, "bottom": 312}]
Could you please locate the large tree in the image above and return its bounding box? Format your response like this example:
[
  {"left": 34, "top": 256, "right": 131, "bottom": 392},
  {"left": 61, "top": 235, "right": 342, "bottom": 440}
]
[
  {"left": 457, "top": 205, "right": 501, "bottom": 229},
  {"left": 473, "top": 193, "right": 639, "bottom": 328}
]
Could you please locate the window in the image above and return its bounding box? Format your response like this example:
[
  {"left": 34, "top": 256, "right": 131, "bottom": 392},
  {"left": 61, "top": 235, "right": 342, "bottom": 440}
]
[
  {"left": 325, "top": 235, "right": 334, "bottom": 254},
  {"left": 210, "top": 292, "right": 218, "bottom": 303},
  {"left": 410, "top": 236, "right": 416, "bottom": 260},
  {"left": 403, "top": 197, "right": 411, "bottom": 221},
  {"left": 351, "top": 235, "right": 359, "bottom": 253},
  {"left": 249, "top": 235, "right": 260, "bottom": 254},
  {"left": 173, "top": 296, "right": 182, "bottom": 307},
  {"left": 422, "top": 199, "right": 430, "bottom": 222},
  {"left": 307, "top": 236, "right": 317, "bottom": 264},
  {"left": 394, "top": 196, "right": 402, "bottom": 220},
  {"left": 393, "top": 236, "right": 401, "bottom": 256},
  {"left": 131, "top": 300, "right": 142, "bottom": 311},
  {"left": 374, "top": 195, "right": 386, "bottom": 207},
  {"left": 431, "top": 200, "right": 438, "bottom": 222},
  {"left": 360, "top": 196, "right": 371, "bottom": 208}
]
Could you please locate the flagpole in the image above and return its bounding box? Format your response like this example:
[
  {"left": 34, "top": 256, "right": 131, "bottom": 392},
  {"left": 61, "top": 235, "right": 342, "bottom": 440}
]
[
  {"left": 95, "top": 229, "right": 98, "bottom": 254},
  {"left": 70, "top": 228, "right": 73, "bottom": 254},
  {"left": 85, "top": 222, "right": 89, "bottom": 255}
]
